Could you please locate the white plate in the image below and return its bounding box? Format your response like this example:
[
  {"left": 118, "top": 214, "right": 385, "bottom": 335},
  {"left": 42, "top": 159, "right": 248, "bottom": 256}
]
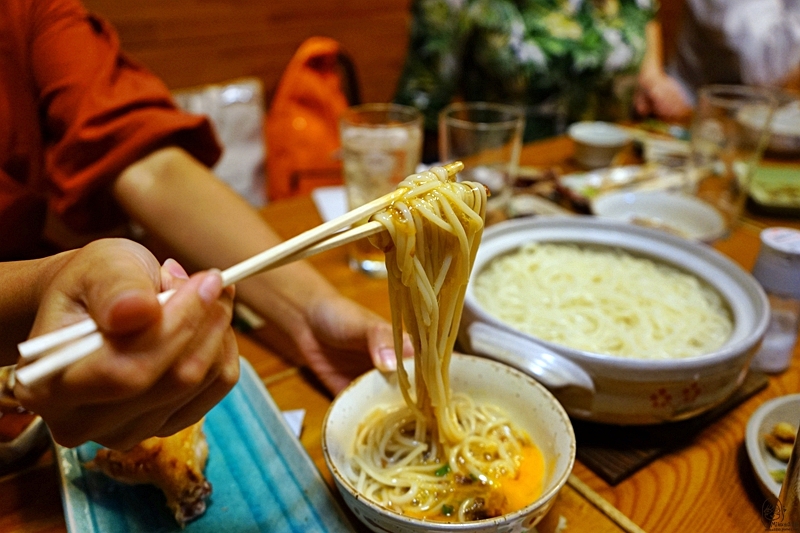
[
  {"left": 558, "top": 165, "right": 686, "bottom": 204},
  {"left": 592, "top": 190, "right": 726, "bottom": 242},
  {"left": 745, "top": 394, "right": 800, "bottom": 500}
]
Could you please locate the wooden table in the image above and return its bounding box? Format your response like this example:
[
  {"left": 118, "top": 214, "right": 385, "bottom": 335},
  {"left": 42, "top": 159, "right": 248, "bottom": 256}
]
[{"left": 3, "top": 136, "right": 800, "bottom": 533}]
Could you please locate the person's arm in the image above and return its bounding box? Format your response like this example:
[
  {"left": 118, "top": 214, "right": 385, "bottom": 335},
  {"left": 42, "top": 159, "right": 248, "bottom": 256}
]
[
  {"left": 7, "top": 239, "right": 239, "bottom": 450},
  {"left": 634, "top": 20, "right": 693, "bottom": 121},
  {"left": 23, "top": 0, "right": 405, "bottom": 395},
  {"left": 114, "top": 147, "right": 407, "bottom": 395}
]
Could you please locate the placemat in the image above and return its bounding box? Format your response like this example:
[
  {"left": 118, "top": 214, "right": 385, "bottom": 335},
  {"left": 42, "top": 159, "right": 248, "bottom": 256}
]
[{"left": 573, "top": 370, "right": 769, "bottom": 485}]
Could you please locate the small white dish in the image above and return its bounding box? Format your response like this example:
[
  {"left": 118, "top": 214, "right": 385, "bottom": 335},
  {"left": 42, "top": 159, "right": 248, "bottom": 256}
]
[
  {"left": 568, "top": 121, "right": 631, "bottom": 169},
  {"left": 558, "top": 165, "right": 686, "bottom": 207},
  {"left": 592, "top": 190, "right": 726, "bottom": 242},
  {"left": 745, "top": 394, "right": 800, "bottom": 501}
]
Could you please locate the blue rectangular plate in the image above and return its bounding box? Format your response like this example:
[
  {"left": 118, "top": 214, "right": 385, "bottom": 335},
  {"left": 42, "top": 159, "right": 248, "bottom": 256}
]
[{"left": 55, "top": 358, "right": 356, "bottom": 533}]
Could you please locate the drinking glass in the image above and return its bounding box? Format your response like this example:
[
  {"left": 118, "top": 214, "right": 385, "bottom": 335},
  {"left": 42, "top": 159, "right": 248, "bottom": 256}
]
[
  {"left": 339, "top": 103, "right": 423, "bottom": 277},
  {"left": 686, "top": 85, "right": 777, "bottom": 237},
  {"left": 438, "top": 102, "right": 525, "bottom": 221}
]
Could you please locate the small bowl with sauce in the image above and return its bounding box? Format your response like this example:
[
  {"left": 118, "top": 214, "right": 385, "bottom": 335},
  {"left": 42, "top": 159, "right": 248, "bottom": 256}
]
[
  {"left": 0, "top": 405, "right": 49, "bottom": 474},
  {"left": 322, "top": 353, "right": 575, "bottom": 533}
]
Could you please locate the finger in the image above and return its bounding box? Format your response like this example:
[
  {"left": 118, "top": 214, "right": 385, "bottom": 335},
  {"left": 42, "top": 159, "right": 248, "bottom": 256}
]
[
  {"left": 367, "top": 321, "right": 400, "bottom": 372},
  {"left": 75, "top": 333, "right": 237, "bottom": 448},
  {"left": 137, "top": 307, "right": 237, "bottom": 409},
  {"left": 633, "top": 92, "right": 652, "bottom": 118},
  {"left": 43, "top": 333, "right": 234, "bottom": 448},
  {"left": 155, "top": 361, "right": 240, "bottom": 438},
  {"left": 160, "top": 258, "right": 190, "bottom": 291},
  {"left": 80, "top": 240, "right": 163, "bottom": 335},
  {"left": 27, "top": 239, "right": 162, "bottom": 339},
  {"left": 86, "top": 407, "right": 175, "bottom": 450},
  {"left": 29, "top": 270, "right": 232, "bottom": 406}
]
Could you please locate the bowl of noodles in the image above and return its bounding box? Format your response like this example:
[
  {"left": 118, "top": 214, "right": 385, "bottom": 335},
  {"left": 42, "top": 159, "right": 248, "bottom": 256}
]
[
  {"left": 322, "top": 165, "right": 574, "bottom": 531},
  {"left": 323, "top": 353, "right": 575, "bottom": 532},
  {"left": 459, "top": 216, "right": 770, "bottom": 425}
]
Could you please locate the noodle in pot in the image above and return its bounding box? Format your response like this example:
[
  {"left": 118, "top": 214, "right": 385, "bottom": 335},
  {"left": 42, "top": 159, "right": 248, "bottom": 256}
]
[
  {"left": 348, "top": 167, "right": 544, "bottom": 523},
  {"left": 473, "top": 242, "right": 733, "bottom": 359}
]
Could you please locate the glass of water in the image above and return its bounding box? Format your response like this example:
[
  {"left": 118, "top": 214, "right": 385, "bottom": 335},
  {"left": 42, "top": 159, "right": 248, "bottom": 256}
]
[
  {"left": 339, "top": 103, "right": 423, "bottom": 277},
  {"left": 438, "top": 102, "right": 525, "bottom": 222}
]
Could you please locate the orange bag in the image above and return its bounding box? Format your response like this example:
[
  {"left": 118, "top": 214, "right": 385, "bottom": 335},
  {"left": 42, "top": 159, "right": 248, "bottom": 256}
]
[{"left": 266, "top": 37, "right": 356, "bottom": 201}]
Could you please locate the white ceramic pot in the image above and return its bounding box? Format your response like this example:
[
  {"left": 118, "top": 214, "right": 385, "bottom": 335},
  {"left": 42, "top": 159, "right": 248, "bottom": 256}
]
[
  {"left": 459, "top": 217, "right": 770, "bottom": 425},
  {"left": 323, "top": 353, "right": 575, "bottom": 533}
]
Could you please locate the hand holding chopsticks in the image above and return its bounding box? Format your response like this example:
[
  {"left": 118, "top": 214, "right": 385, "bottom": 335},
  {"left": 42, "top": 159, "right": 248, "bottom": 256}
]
[{"left": 12, "top": 162, "right": 464, "bottom": 389}]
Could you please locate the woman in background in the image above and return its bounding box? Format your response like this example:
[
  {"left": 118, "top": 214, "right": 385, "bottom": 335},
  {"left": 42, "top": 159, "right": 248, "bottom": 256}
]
[
  {"left": 1, "top": 0, "right": 411, "bottom": 446},
  {"left": 647, "top": 0, "right": 800, "bottom": 112}
]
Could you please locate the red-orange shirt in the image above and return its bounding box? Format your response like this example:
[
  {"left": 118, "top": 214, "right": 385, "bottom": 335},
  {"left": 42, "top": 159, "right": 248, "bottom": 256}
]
[{"left": 0, "top": 0, "right": 222, "bottom": 260}]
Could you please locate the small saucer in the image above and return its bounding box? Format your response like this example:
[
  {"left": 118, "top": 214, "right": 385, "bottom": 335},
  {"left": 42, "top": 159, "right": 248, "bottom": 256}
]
[
  {"left": 592, "top": 190, "right": 726, "bottom": 242},
  {"left": 745, "top": 394, "right": 800, "bottom": 501}
]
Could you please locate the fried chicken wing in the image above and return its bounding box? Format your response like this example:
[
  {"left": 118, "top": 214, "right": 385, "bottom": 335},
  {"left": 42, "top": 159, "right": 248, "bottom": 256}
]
[{"left": 85, "top": 420, "right": 211, "bottom": 526}]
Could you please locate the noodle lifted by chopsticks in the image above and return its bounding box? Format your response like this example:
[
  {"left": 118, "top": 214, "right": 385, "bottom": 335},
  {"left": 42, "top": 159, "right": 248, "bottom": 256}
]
[{"left": 349, "top": 167, "right": 542, "bottom": 522}]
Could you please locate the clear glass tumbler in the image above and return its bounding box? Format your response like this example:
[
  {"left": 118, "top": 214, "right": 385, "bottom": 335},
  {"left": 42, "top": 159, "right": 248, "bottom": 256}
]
[
  {"left": 438, "top": 102, "right": 525, "bottom": 222},
  {"left": 339, "top": 103, "right": 423, "bottom": 277},
  {"left": 687, "top": 84, "right": 777, "bottom": 237}
]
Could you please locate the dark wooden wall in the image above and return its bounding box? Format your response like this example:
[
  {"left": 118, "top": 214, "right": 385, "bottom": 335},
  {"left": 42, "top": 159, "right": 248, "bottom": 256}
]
[{"left": 81, "top": 0, "right": 413, "bottom": 105}]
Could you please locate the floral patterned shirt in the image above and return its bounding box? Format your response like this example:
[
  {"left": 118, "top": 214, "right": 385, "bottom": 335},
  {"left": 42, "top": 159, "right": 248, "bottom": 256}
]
[{"left": 394, "top": 0, "right": 657, "bottom": 139}]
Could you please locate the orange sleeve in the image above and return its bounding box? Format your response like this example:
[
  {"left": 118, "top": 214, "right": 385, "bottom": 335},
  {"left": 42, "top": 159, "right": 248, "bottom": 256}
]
[{"left": 29, "top": 0, "right": 222, "bottom": 232}]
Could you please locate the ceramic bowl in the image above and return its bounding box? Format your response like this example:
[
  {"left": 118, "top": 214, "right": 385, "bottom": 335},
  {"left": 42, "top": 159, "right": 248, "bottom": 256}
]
[
  {"left": 745, "top": 394, "right": 800, "bottom": 501},
  {"left": 459, "top": 217, "right": 770, "bottom": 425},
  {"left": 592, "top": 190, "right": 726, "bottom": 242},
  {"left": 322, "top": 353, "right": 576, "bottom": 533},
  {"left": 568, "top": 121, "right": 631, "bottom": 169}
]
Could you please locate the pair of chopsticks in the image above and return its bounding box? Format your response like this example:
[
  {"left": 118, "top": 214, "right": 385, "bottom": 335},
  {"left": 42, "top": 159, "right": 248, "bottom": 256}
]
[{"left": 12, "top": 162, "right": 464, "bottom": 389}]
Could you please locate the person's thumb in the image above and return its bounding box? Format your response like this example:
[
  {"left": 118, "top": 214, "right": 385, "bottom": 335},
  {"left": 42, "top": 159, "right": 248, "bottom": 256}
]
[{"left": 75, "top": 239, "right": 163, "bottom": 335}]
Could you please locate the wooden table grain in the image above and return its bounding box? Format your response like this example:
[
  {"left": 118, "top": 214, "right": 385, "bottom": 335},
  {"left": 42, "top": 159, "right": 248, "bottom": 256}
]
[{"left": 2, "top": 135, "right": 799, "bottom": 533}]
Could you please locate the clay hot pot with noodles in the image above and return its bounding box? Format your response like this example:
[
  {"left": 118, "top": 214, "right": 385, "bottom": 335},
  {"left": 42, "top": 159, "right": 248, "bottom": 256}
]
[{"left": 458, "top": 217, "right": 769, "bottom": 425}]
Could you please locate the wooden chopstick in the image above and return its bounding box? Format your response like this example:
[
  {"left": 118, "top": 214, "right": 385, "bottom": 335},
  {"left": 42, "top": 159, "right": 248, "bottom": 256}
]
[
  {"left": 14, "top": 221, "right": 386, "bottom": 386},
  {"left": 567, "top": 474, "right": 647, "bottom": 533},
  {"left": 14, "top": 161, "right": 464, "bottom": 387},
  {"left": 18, "top": 196, "right": 397, "bottom": 361},
  {"left": 17, "top": 223, "right": 384, "bottom": 365}
]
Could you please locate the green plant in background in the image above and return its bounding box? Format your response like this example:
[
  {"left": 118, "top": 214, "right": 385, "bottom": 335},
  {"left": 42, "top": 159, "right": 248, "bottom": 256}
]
[{"left": 395, "top": 0, "right": 657, "bottom": 142}]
